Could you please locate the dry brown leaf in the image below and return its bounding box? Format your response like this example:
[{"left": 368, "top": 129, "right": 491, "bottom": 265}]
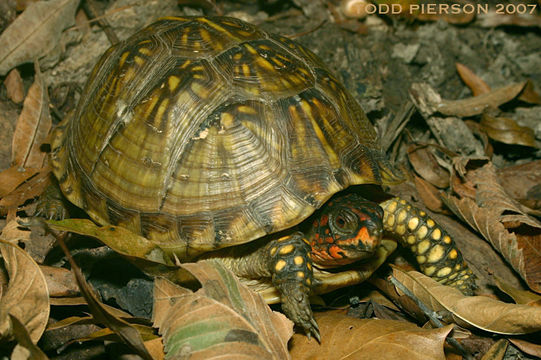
[
  {"left": 0, "top": 240, "right": 49, "bottom": 343},
  {"left": 0, "top": 0, "right": 79, "bottom": 75},
  {"left": 497, "top": 160, "right": 541, "bottom": 212},
  {"left": 518, "top": 80, "right": 541, "bottom": 104},
  {"left": 413, "top": 175, "right": 444, "bottom": 212},
  {"left": 479, "top": 113, "right": 537, "bottom": 147},
  {"left": 11, "top": 63, "right": 51, "bottom": 169},
  {"left": 289, "top": 311, "right": 452, "bottom": 360},
  {"left": 0, "top": 166, "right": 40, "bottom": 198},
  {"left": 494, "top": 276, "right": 541, "bottom": 306},
  {"left": 480, "top": 339, "right": 508, "bottom": 360},
  {"left": 144, "top": 337, "right": 164, "bottom": 360},
  {"left": 456, "top": 63, "right": 491, "bottom": 96},
  {"left": 9, "top": 314, "right": 49, "bottom": 360},
  {"left": 392, "top": 269, "right": 541, "bottom": 334},
  {"left": 57, "top": 238, "right": 154, "bottom": 360},
  {"left": 0, "top": 169, "right": 50, "bottom": 214},
  {"left": 509, "top": 339, "right": 541, "bottom": 358},
  {"left": 407, "top": 145, "right": 450, "bottom": 188},
  {"left": 444, "top": 162, "right": 541, "bottom": 293},
  {"left": 153, "top": 261, "right": 293, "bottom": 360},
  {"left": 4, "top": 69, "right": 24, "bottom": 103},
  {"left": 39, "top": 265, "right": 79, "bottom": 297},
  {"left": 438, "top": 82, "right": 526, "bottom": 117}
]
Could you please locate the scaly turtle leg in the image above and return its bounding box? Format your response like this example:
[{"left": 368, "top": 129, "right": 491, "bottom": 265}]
[
  {"left": 212, "top": 232, "right": 319, "bottom": 340},
  {"left": 34, "top": 181, "right": 68, "bottom": 220},
  {"left": 380, "top": 197, "right": 476, "bottom": 294}
]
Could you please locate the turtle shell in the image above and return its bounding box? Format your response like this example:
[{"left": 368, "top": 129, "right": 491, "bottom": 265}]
[{"left": 50, "top": 16, "right": 403, "bottom": 260}]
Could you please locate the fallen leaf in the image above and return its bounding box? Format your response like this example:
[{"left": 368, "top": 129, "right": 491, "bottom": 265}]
[
  {"left": 153, "top": 261, "right": 293, "bottom": 359},
  {"left": 518, "top": 80, "right": 541, "bottom": 104},
  {"left": 0, "top": 0, "right": 79, "bottom": 75},
  {"left": 56, "top": 236, "right": 154, "bottom": 360},
  {"left": 479, "top": 113, "right": 537, "bottom": 147},
  {"left": 289, "top": 311, "right": 452, "bottom": 360},
  {"left": 0, "top": 168, "right": 50, "bottom": 211},
  {"left": 0, "top": 240, "right": 49, "bottom": 343},
  {"left": 480, "top": 339, "right": 508, "bottom": 360},
  {"left": 4, "top": 69, "right": 24, "bottom": 103},
  {"left": 509, "top": 339, "right": 541, "bottom": 358},
  {"left": 497, "top": 160, "right": 541, "bottom": 212},
  {"left": 0, "top": 166, "right": 40, "bottom": 198},
  {"left": 11, "top": 62, "right": 51, "bottom": 169},
  {"left": 413, "top": 175, "right": 444, "bottom": 212},
  {"left": 494, "top": 276, "right": 541, "bottom": 306},
  {"left": 39, "top": 265, "right": 79, "bottom": 297},
  {"left": 9, "top": 314, "right": 49, "bottom": 360},
  {"left": 392, "top": 269, "right": 541, "bottom": 334},
  {"left": 438, "top": 82, "right": 526, "bottom": 117},
  {"left": 455, "top": 63, "right": 490, "bottom": 96},
  {"left": 444, "top": 162, "right": 541, "bottom": 293},
  {"left": 407, "top": 145, "right": 450, "bottom": 188}
]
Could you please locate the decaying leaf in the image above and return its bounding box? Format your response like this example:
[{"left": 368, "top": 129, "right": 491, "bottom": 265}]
[
  {"left": 57, "top": 237, "right": 154, "bottom": 360},
  {"left": 0, "top": 0, "right": 79, "bottom": 75},
  {"left": 9, "top": 314, "right": 49, "bottom": 360},
  {"left": 289, "top": 311, "right": 452, "bottom": 360},
  {"left": 497, "top": 160, "right": 541, "bottom": 212},
  {"left": 494, "top": 277, "right": 541, "bottom": 306},
  {"left": 481, "top": 339, "right": 508, "bottom": 360},
  {"left": 413, "top": 175, "right": 444, "bottom": 212},
  {"left": 455, "top": 63, "right": 490, "bottom": 96},
  {"left": 0, "top": 166, "right": 40, "bottom": 198},
  {"left": 153, "top": 261, "right": 293, "bottom": 359},
  {"left": 479, "top": 113, "right": 537, "bottom": 147},
  {"left": 443, "top": 162, "right": 541, "bottom": 293},
  {"left": 392, "top": 268, "right": 541, "bottom": 334},
  {"left": 0, "top": 240, "right": 49, "bottom": 344},
  {"left": 4, "top": 69, "right": 24, "bottom": 103},
  {"left": 11, "top": 62, "right": 51, "bottom": 169},
  {"left": 407, "top": 145, "right": 449, "bottom": 188},
  {"left": 0, "top": 168, "right": 50, "bottom": 212}
]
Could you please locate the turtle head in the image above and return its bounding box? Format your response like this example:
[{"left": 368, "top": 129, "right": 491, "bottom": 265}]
[{"left": 307, "top": 194, "right": 383, "bottom": 269}]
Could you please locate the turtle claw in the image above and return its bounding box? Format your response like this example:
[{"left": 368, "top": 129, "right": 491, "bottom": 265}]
[{"left": 309, "top": 317, "right": 321, "bottom": 342}]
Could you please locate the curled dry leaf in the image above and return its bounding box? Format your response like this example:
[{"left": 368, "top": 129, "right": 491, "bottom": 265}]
[
  {"left": 0, "top": 0, "right": 79, "bottom": 75},
  {"left": 494, "top": 276, "right": 541, "bottom": 306},
  {"left": 407, "top": 145, "right": 450, "bottom": 188},
  {"left": 153, "top": 261, "right": 293, "bottom": 360},
  {"left": 4, "top": 69, "right": 24, "bottom": 103},
  {"left": 289, "top": 311, "right": 452, "bottom": 360},
  {"left": 0, "top": 240, "right": 49, "bottom": 343},
  {"left": 455, "top": 63, "right": 490, "bottom": 96},
  {"left": 410, "top": 82, "right": 527, "bottom": 118},
  {"left": 413, "top": 175, "right": 444, "bottom": 212},
  {"left": 497, "top": 160, "right": 541, "bottom": 212},
  {"left": 392, "top": 268, "right": 541, "bottom": 334},
  {"left": 11, "top": 63, "right": 51, "bottom": 169},
  {"left": 518, "top": 80, "right": 541, "bottom": 105},
  {"left": 479, "top": 113, "right": 537, "bottom": 148},
  {"left": 443, "top": 162, "right": 541, "bottom": 293}
]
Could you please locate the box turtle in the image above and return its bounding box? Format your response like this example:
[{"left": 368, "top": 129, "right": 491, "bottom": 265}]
[{"left": 45, "top": 16, "right": 475, "bottom": 339}]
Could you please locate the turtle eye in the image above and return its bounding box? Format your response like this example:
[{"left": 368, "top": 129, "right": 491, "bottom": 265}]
[{"left": 330, "top": 209, "right": 358, "bottom": 235}]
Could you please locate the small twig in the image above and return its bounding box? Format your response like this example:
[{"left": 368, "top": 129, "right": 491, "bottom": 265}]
[
  {"left": 389, "top": 276, "right": 473, "bottom": 360},
  {"left": 286, "top": 19, "right": 328, "bottom": 39},
  {"left": 83, "top": 0, "right": 119, "bottom": 45}
]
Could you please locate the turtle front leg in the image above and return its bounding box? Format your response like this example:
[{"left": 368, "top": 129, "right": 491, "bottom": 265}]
[
  {"left": 214, "top": 232, "right": 319, "bottom": 340},
  {"left": 380, "top": 197, "right": 476, "bottom": 295}
]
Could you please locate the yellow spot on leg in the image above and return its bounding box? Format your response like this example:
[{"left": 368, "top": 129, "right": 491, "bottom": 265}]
[
  {"left": 408, "top": 217, "right": 419, "bottom": 231},
  {"left": 431, "top": 228, "right": 441, "bottom": 240},
  {"left": 397, "top": 209, "right": 407, "bottom": 224},
  {"left": 426, "top": 219, "right": 435, "bottom": 228},
  {"left": 270, "top": 247, "right": 277, "bottom": 256},
  {"left": 395, "top": 224, "right": 406, "bottom": 235},
  {"left": 448, "top": 249, "right": 458, "bottom": 259},
  {"left": 417, "top": 225, "right": 428, "bottom": 239},
  {"left": 407, "top": 235, "right": 416, "bottom": 245},
  {"left": 386, "top": 201, "right": 397, "bottom": 213},
  {"left": 275, "top": 260, "right": 287, "bottom": 272},
  {"left": 417, "top": 255, "right": 426, "bottom": 264},
  {"left": 427, "top": 245, "right": 445, "bottom": 263},
  {"left": 279, "top": 244, "right": 294, "bottom": 255},
  {"left": 437, "top": 267, "right": 452, "bottom": 277},
  {"left": 417, "top": 240, "right": 431, "bottom": 254},
  {"left": 294, "top": 256, "right": 304, "bottom": 266},
  {"left": 424, "top": 266, "right": 436, "bottom": 276},
  {"left": 386, "top": 214, "right": 395, "bottom": 227},
  {"left": 297, "top": 271, "right": 305, "bottom": 279}
]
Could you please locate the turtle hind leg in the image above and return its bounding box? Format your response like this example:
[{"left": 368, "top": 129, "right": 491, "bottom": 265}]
[
  {"left": 214, "top": 232, "right": 319, "bottom": 340},
  {"left": 34, "top": 179, "right": 69, "bottom": 220},
  {"left": 380, "top": 197, "right": 476, "bottom": 295}
]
